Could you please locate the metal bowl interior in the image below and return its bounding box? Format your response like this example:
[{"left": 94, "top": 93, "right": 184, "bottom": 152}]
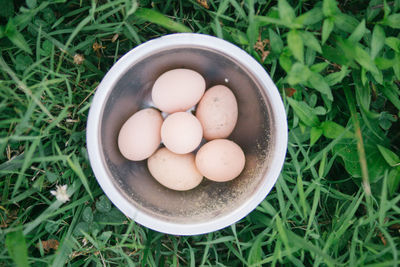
[{"left": 87, "top": 34, "right": 287, "bottom": 235}]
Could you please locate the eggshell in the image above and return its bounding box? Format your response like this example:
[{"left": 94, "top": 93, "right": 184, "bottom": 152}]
[
  {"left": 118, "top": 108, "right": 163, "bottom": 161},
  {"left": 161, "top": 112, "right": 203, "bottom": 154},
  {"left": 195, "top": 139, "right": 245, "bottom": 182},
  {"left": 148, "top": 147, "right": 203, "bottom": 191},
  {"left": 152, "top": 69, "right": 206, "bottom": 113},
  {"left": 196, "top": 85, "right": 238, "bottom": 140}
]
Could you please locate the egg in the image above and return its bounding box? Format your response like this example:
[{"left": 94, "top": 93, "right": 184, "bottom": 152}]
[
  {"left": 148, "top": 147, "right": 203, "bottom": 191},
  {"left": 161, "top": 112, "right": 203, "bottom": 154},
  {"left": 118, "top": 108, "right": 163, "bottom": 161},
  {"left": 196, "top": 85, "right": 238, "bottom": 140},
  {"left": 152, "top": 69, "right": 206, "bottom": 113},
  {"left": 195, "top": 139, "right": 245, "bottom": 182}
]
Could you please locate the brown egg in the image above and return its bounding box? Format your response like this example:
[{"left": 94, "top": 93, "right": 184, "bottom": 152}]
[
  {"left": 161, "top": 112, "right": 203, "bottom": 154},
  {"left": 196, "top": 85, "right": 238, "bottom": 140},
  {"left": 118, "top": 108, "right": 163, "bottom": 161},
  {"left": 195, "top": 139, "right": 245, "bottom": 182},
  {"left": 152, "top": 69, "right": 206, "bottom": 113},
  {"left": 148, "top": 147, "right": 203, "bottom": 191}
]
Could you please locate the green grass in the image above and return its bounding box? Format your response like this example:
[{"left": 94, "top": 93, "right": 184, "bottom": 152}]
[{"left": 1, "top": 0, "right": 400, "bottom": 266}]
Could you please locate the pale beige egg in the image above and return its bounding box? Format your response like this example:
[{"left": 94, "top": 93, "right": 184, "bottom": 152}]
[
  {"left": 118, "top": 108, "right": 163, "bottom": 161},
  {"left": 196, "top": 85, "right": 238, "bottom": 140},
  {"left": 152, "top": 69, "right": 206, "bottom": 113},
  {"left": 161, "top": 112, "right": 203, "bottom": 154},
  {"left": 147, "top": 147, "right": 203, "bottom": 191},
  {"left": 195, "top": 139, "right": 245, "bottom": 182}
]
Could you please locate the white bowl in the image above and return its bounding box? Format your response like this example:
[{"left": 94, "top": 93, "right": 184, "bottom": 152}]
[{"left": 86, "top": 33, "right": 287, "bottom": 235}]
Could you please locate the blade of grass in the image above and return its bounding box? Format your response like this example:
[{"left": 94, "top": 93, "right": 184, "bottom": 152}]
[
  {"left": 224, "top": 241, "right": 248, "bottom": 264},
  {"left": 51, "top": 204, "right": 84, "bottom": 267},
  {"left": 230, "top": 224, "right": 243, "bottom": 258},
  {"left": 380, "top": 84, "right": 400, "bottom": 110},
  {"left": 305, "top": 178, "right": 321, "bottom": 239},
  {"left": 247, "top": 234, "right": 263, "bottom": 266},
  {"left": 22, "top": 180, "right": 82, "bottom": 235},
  {"left": 249, "top": 247, "right": 301, "bottom": 266},
  {"left": 56, "top": 14, "right": 93, "bottom": 73},
  {"left": 200, "top": 233, "right": 213, "bottom": 266},
  {"left": 286, "top": 230, "right": 337, "bottom": 266},
  {"left": 196, "top": 236, "right": 235, "bottom": 245},
  {"left": 319, "top": 190, "right": 364, "bottom": 264},
  {"left": 229, "top": 0, "right": 247, "bottom": 20},
  {"left": 376, "top": 225, "right": 398, "bottom": 264},
  {"left": 278, "top": 175, "right": 305, "bottom": 220},
  {"left": 134, "top": 8, "right": 192, "bottom": 33},
  {"left": 12, "top": 138, "right": 40, "bottom": 197},
  {"left": 0, "top": 56, "right": 54, "bottom": 121},
  {"left": 5, "top": 228, "right": 29, "bottom": 267},
  {"left": 27, "top": 24, "right": 104, "bottom": 76},
  {"left": 343, "top": 81, "right": 373, "bottom": 223},
  {"left": 67, "top": 155, "right": 94, "bottom": 201}
]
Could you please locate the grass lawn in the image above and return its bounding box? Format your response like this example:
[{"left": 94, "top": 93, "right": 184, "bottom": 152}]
[{"left": 1, "top": 0, "right": 400, "bottom": 266}]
